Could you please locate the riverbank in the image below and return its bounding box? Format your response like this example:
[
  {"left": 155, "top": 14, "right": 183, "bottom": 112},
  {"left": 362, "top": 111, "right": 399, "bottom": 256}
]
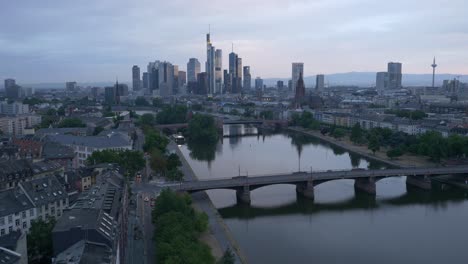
[
  {"left": 168, "top": 141, "right": 247, "bottom": 264},
  {"left": 287, "top": 127, "right": 437, "bottom": 168}
]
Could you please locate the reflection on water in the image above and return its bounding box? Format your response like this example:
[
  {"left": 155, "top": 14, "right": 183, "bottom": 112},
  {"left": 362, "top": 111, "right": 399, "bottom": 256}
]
[{"left": 179, "top": 129, "right": 468, "bottom": 264}]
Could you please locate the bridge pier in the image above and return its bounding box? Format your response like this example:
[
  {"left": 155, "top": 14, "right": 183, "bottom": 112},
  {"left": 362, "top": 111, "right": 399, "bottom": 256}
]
[
  {"left": 406, "top": 175, "right": 432, "bottom": 190},
  {"left": 236, "top": 185, "right": 251, "bottom": 204},
  {"left": 296, "top": 180, "right": 314, "bottom": 200},
  {"left": 354, "top": 177, "right": 376, "bottom": 195}
]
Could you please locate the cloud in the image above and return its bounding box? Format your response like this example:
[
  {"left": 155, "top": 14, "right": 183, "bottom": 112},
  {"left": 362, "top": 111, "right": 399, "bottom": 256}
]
[{"left": 0, "top": 0, "right": 467, "bottom": 83}]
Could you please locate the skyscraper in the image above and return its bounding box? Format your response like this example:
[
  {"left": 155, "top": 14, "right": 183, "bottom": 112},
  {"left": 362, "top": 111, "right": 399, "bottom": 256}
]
[
  {"left": 178, "top": 71, "right": 187, "bottom": 88},
  {"left": 66, "top": 81, "right": 77, "bottom": 92},
  {"left": 229, "top": 52, "right": 236, "bottom": 93},
  {"left": 292, "top": 63, "right": 304, "bottom": 93},
  {"left": 196, "top": 72, "right": 208, "bottom": 95},
  {"left": 315, "top": 74, "right": 325, "bottom": 91},
  {"left": 187, "top": 58, "right": 201, "bottom": 84},
  {"left": 148, "top": 61, "right": 160, "bottom": 93},
  {"left": 142, "top": 72, "right": 149, "bottom": 89},
  {"left": 215, "top": 49, "right": 223, "bottom": 94},
  {"left": 223, "top": 70, "right": 231, "bottom": 94},
  {"left": 376, "top": 72, "right": 389, "bottom": 94},
  {"left": 277, "top": 81, "right": 284, "bottom": 91},
  {"left": 236, "top": 57, "right": 243, "bottom": 92},
  {"left": 295, "top": 72, "right": 306, "bottom": 108},
  {"left": 243, "top": 66, "right": 251, "bottom": 91},
  {"left": 387, "top": 62, "right": 402, "bottom": 89},
  {"left": 206, "top": 33, "right": 216, "bottom": 95},
  {"left": 4, "top": 79, "right": 21, "bottom": 100},
  {"left": 159, "top": 62, "right": 174, "bottom": 97},
  {"left": 255, "top": 77, "right": 263, "bottom": 91},
  {"left": 132, "top": 65, "right": 141, "bottom": 91}
]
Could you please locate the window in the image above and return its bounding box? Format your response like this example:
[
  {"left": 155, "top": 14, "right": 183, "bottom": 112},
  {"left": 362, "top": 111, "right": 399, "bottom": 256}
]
[
  {"left": 0, "top": 217, "right": 4, "bottom": 226},
  {"left": 22, "top": 222, "right": 27, "bottom": 229},
  {"left": 8, "top": 215, "right": 12, "bottom": 224},
  {"left": 29, "top": 209, "right": 34, "bottom": 217},
  {"left": 0, "top": 229, "right": 4, "bottom": 236},
  {"left": 22, "top": 211, "right": 26, "bottom": 219},
  {"left": 15, "top": 219, "right": 19, "bottom": 226},
  {"left": 8, "top": 226, "right": 12, "bottom": 232}
]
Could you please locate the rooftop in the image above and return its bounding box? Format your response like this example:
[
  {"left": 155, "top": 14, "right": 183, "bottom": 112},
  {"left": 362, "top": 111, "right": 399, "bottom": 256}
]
[
  {"left": 46, "top": 133, "right": 131, "bottom": 149},
  {"left": 19, "top": 175, "right": 67, "bottom": 207},
  {"left": 0, "top": 188, "right": 34, "bottom": 218},
  {"left": 42, "top": 142, "right": 75, "bottom": 160},
  {"left": 54, "top": 240, "right": 112, "bottom": 264}
]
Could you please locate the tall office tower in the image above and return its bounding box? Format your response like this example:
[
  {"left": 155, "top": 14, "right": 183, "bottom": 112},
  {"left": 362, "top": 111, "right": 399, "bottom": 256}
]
[
  {"left": 196, "top": 72, "right": 208, "bottom": 95},
  {"left": 255, "top": 77, "right": 263, "bottom": 91},
  {"left": 223, "top": 70, "right": 231, "bottom": 94},
  {"left": 142, "top": 72, "right": 149, "bottom": 89},
  {"left": 295, "top": 73, "right": 306, "bottom": 108},
  {"left": 243, "top": 66, "right": 251, "bottom": 91},
  {"left": 178, "top": 71, "right": 187, "bottom": 88},
  {"left": 187, "top": 58, "right": 201, "bottom": 83},
  {"left": 315, "top": 74, "right": 325, "bottom": 91},
  {"left": 277, "top": 80, "right": 284, "bottom": 91},
  {"left": 229, "top": 52, "right": 237, "bottom": 93},
  {"left": 132, "top": 65, "right": 141, "bottom": 91},
  {"left": 159, "top": 62, "right": 174, "bottom": 97},
  {"left": 148, "top": 61, "right": 160, "bottom": 93},
  {"left": 173, "top": 65, "right": 179, "bottom": 94},
  {"left": 66, "top": 81, "right": 77, "bottom": 92},
  {"left": 288, "top": 80, "right": 292, "bottom": 91},
  {"left": 215, "top": 49, "right": 223, "bottom": 94},
  {"left": 292, "top": 63, "right": 304, "bottom": 93},
  {"left": 5, "top": 79, "right": 21, "bottom": 100},
  {"left": 431, "top": 57, "right": 437, "bottom": 88},
  {"left": 206, "top": 33, "right": 216, "bottom": 95},
  {"left": 376, "top": 72, "right": 389, "bottom": 95},
  {"left": 236, "top": 58, "right": 243, "bottom": 92},
  {"left": 387, "top": 62, "right": 402, "bottom": 89}
]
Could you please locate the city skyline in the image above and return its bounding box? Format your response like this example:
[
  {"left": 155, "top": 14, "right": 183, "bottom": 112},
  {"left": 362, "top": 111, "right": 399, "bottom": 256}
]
[{"left": 1, "top": 0, "right": 467, "bottom": 83}]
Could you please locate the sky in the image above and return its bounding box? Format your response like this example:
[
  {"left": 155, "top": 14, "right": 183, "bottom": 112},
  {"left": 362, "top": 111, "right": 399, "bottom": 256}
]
[{"left": 0, "top": 0, "right": 467, "bottom": 83}]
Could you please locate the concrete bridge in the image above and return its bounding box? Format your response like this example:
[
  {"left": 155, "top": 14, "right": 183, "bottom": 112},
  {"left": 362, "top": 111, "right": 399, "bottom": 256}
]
[
  {"left": 174, "top": 166, "right": 468, "bottom": 204},
  {"left": 155, "top": 119, "right": 288, "bottom": 131}
]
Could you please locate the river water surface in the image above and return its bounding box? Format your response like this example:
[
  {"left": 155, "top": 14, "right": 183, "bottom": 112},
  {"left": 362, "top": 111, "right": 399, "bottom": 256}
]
[{"left": 179, "top": 126, "right": 468, "bottom": 264}]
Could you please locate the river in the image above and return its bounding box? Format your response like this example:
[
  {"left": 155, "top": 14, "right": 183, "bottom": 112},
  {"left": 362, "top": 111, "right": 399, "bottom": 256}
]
[{"left": 179, "top": 125, "right": 468, "bottom": 264}]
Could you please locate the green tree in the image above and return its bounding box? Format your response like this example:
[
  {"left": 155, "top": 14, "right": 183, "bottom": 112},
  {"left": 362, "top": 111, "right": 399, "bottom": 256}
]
[
  {"left": 368, "top": 134, "right": 380, "bottom": 154},
  {"left": 217, "top": 248, "right": 235, "bottom": 264},
  {"left": 152, "top": 189, "right": 214, "bottom": 264},
  {"left": 167, "top": 168, "right": 184, "bottom": 181},
  {"left": 93, "top": 126, "right": 104, "bottom": 135},
  {"left": 187, "top": 114, "right": 219, "bottom": 144},
  {"left": 87, "top": 149, "right": 145, "bottom": 177},
  {"left": 58, "top": 118, "right": 86, "bottom": 128},
  {"left": 150, "top": 149, "right": 168, "bottom": 177},
  {"left": 144, "top": 129, "right": 169, "bottom": 153},
  {"left": 135, "top": 96, "right": 150, "bottom": 106},
  {"left": 27, "top": 219, "right": 56, "bottom": 264},
  {"left": 167, "top": 153, "right": 182, "bottom": 171},
  {"left": 153, "top": 98, "right": 164, "bottom": 108},
  {"left": 156, "top": 105, "right": 188, "bottom": 124},
  {"left": 350, "top": 123, "right": 364, "bottom": 144},
  {"left": 332, "top": 128, "right": 346, "bottom": 139},
  {"left": 387, "top": 147, "right": 403, "bottom": 159},
  {"left": 140, "top": 113, "right": 155, "bottom": 126}
]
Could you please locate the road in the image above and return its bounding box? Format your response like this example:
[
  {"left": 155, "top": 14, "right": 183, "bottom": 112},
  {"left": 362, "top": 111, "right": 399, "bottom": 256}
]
[{"left": 128, "top": 126, "right": 158, "bottom": 264}]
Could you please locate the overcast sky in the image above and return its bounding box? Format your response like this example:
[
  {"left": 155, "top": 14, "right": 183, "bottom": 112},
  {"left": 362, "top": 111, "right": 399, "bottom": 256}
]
[{"left": 1, "top": 0, "right": 467, "bottom": 83}]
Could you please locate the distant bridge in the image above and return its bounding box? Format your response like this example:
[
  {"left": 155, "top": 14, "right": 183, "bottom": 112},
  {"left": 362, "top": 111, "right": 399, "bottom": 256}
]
[
  {"left": 171, "top": 166, "right": 468, "bottom": 204},
  {"left": 155, "top": 119, "right": 288, "bottom": 130}
]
